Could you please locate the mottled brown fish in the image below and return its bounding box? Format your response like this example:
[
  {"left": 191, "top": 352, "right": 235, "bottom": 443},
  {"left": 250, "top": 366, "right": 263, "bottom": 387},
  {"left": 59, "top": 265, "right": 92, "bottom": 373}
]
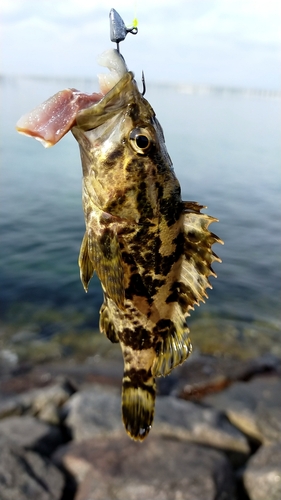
[{"left": 16, "top": 49, "right": 222, "bottom": 441}]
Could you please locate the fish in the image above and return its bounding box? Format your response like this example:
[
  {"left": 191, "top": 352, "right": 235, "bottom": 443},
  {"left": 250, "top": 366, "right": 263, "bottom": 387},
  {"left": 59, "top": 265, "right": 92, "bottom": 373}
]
[{"left": 16, "top": 48, "right": 222, "bottom": 441}]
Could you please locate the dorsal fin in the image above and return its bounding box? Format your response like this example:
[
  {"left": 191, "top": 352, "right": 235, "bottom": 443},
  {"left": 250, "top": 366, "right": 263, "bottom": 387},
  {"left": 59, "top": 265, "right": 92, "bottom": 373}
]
[
  {"left": 182, "top": 201, "right": 223, "bottom": 311},
  {"left": 152, "top": 202, "right": 223, "bottom": 377}
]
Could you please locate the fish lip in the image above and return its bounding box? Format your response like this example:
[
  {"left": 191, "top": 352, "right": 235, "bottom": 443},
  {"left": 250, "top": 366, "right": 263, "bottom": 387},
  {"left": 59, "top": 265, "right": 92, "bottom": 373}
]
[{"left": 75, "top": 71, "right": 136, "bottom": 130}]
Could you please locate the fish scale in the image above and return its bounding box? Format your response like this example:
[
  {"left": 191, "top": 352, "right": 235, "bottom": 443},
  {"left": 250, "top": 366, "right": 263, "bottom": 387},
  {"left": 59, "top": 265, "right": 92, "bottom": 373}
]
[{"left": 16, "top": 50, "right": 222, "bottom": 441}]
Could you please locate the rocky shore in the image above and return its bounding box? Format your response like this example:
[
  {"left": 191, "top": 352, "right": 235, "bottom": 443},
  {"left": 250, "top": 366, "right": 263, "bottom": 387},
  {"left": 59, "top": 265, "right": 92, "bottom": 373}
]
[{"left": 0, "top": 351, "right": 280, "bottom": 500}]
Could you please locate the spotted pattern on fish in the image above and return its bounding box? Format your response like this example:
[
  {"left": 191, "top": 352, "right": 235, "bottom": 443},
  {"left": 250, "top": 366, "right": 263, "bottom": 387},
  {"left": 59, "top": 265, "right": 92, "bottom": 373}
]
[{"left": 73, "top": 71, "right": 222, "bottom": 441}]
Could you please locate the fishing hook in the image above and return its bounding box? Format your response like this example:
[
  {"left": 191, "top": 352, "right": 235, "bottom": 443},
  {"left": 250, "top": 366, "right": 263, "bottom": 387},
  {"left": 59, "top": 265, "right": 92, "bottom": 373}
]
[
  {"left": 141, "top": 70, "right": 146, "bottom": 96},
  {"left": 109, "top": 8, "right": 138, "bottom": 54}
]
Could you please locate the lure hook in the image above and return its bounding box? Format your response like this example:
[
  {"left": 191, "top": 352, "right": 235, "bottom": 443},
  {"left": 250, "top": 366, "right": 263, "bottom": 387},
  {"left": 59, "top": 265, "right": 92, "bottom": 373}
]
[
  {"left": 141, "top": 71, "right": 146, "bottom": 96},
  {"left": 109, "top": 8, "right": 138, "bottom": 53}
]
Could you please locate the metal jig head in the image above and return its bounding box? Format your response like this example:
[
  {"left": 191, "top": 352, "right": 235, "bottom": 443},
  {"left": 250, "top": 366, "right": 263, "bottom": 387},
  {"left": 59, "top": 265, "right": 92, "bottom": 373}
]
[
  {"left": 109, "top": 9, "right": 145, "bottom": 95},
  {"left": 109, "top": 8, "right": 138, "bottom": 53}
]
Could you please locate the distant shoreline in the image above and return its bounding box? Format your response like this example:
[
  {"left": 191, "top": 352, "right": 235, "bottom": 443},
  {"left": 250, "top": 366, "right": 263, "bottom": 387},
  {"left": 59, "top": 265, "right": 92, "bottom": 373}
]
[{"left": 1, "top": 74, "right": 280, "bottom": 99}]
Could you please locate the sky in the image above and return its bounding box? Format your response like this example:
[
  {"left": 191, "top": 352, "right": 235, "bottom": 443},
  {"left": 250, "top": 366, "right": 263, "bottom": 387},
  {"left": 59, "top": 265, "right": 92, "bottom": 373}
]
[{"left": 0, "top": 0, "right": 280, "bottom": 89}]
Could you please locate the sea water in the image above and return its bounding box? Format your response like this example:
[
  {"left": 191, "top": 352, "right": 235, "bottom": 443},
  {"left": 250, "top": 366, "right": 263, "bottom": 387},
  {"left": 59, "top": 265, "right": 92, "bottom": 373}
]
[{"left": 0, "top": 76, "right": 280, "bottom": 357}]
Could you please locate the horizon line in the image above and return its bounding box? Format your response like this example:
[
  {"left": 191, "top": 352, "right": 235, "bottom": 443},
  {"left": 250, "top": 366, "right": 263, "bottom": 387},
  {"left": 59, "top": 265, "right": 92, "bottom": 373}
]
[{"left": 0, "top": 74, "right": 280, "bottom": 98}]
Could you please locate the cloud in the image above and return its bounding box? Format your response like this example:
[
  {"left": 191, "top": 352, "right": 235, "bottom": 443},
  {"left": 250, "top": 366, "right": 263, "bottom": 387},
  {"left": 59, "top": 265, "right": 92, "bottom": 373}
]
[{"left": 0, "top": 0, "right": 280, "bottom": 89}]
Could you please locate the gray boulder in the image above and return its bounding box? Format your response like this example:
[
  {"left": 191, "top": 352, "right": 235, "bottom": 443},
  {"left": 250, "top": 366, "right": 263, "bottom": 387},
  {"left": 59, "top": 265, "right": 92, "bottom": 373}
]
[
  {"left": 155, "top": 396, "right": 249, "bottom": 454},
  {"left": 64, "top": 385, "right": 249, "bottom": 455},
  {"left": 0, "top": 434, "right": 64, "bottom": 500},
  {"left": 0, "top": 415, "right": 63, "bottom": 456},
  {"left": 64, "top": 385, "right": 122, "bottom": 440},
  {"left": 0, "top": 378, "right": 75, "bottom": 425},
  {"left": 54, "top": 435, "right": 236, "bottom": 500},
  {"left": 203, "top": 375, "right": 281, "bottom": 442},
  {"left": 173, "top": 353, "right": 281, "bottom": 400},
  {"left": 0, "top": 396, "right": 23, "bottom": 419},
  {"left": 244, "top": 443, "right": 281, "bottom": 500}
]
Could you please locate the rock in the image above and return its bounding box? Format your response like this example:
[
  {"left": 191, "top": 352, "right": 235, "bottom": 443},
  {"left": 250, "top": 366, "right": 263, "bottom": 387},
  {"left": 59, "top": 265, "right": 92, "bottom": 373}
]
[
  {"left": 257, "top": 406, "right": 281, "bottom": 444},
  {"left": 0, "top": 378, "right": 76, "bottom": 424},
  {"left": 49, "top": 356, "right": 124, "bottom": 389},
  {"left": 0, "top": 357, "right": 123, "bottom": 395},
  {"left": 243, "top": 443, "right": 281, "bottom": 500},
  {"left": 0, "top": 434, "right": 64, "bottom": 500},
  {"left": 54, "top": 435, "right": 236, "bottom": 500},
  {"left": 0, "top": 415, "right": 63, "bottom": 456},
  {"left": 37, "top": 400, "right": 62, "bottom": 425},
  {"left": 154, "top": 396, "right": 249, "bottom": 454},
  {"left": 30, "top": 378, "right": 76, "bottom": 424},
  {"left": 64, "top": 385, "right": 123, "bottom": 441},
  {"left": 64, "top": 385, "right": 249, "bottom": 456},
  {"left": 202, "top": 375, "right": 281, "bottom": 443},
  {"left": 174, "top": 353, "right": 281, "bottom": 400},
  {"left": 0, "top": 363, "right": 54, "bottom": 395},
  {"left": 0, "top": 349, "right": 18, "bottom": 377},
  {"left": 0, "top": 397, "right": 23, "bottom": 419},
  {"left": 255, "top": 377, "right": 281, "bottom": 444}
]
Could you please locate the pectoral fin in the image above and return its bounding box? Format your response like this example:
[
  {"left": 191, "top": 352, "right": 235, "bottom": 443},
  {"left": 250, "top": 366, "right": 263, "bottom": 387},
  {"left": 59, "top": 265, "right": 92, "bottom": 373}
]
[
  {"left": 78, "top": 232, "right": 95, "bottom": 292},
  {"left": 100, "top": 300, "right": 119, "bottom": 343}
]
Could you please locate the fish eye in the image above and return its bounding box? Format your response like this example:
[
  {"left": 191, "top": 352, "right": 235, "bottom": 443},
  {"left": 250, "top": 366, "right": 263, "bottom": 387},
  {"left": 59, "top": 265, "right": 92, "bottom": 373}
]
[
  {"left": 129, "top": 128, "right": 152, "bottom": 154},
  {"left": 136, "top": 135, "right": 149, "bottom": 149}
]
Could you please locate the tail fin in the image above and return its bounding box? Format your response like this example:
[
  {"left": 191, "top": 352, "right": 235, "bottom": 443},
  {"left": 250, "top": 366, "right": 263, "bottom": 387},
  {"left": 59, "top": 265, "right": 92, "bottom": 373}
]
[{"left": 122, "top": 371, "right": 156, "bottom": 441}]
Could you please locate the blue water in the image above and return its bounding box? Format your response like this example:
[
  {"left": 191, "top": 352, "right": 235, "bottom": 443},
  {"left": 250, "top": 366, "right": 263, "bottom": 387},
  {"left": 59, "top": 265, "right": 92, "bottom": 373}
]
[{"left": 1, "top": 76, "right": 280, "bottom": 350}]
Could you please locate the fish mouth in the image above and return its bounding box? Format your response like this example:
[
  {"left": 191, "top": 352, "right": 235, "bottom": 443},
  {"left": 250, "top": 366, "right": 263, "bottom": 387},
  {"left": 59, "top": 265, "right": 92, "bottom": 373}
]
[
  {"left": 75, "top": 50, "right": 135, "bottom": 131},
  {"left": 16, "top": 49, "right": 133, "bottom": 147},
  {"left": 75, "top": 71, "right": 135, "bottom": 132},
  {"left": 74, "top": 49, "right": 135, "bottom": 131}
]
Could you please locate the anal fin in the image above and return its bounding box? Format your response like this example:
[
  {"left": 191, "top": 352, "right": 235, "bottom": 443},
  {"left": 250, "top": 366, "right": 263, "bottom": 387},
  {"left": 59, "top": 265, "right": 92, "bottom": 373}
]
[{"left": 152, "top": 318, "right": 192, "bottom": 377}]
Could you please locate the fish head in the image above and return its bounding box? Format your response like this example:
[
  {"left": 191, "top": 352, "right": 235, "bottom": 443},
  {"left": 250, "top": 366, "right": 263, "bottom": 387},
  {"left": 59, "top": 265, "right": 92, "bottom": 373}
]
[
  {"left": 72, "top": 50, "right": 173, "bottom": 215},
  {"left": 16, "top": 48, "right": 175, "bottom": 219}
]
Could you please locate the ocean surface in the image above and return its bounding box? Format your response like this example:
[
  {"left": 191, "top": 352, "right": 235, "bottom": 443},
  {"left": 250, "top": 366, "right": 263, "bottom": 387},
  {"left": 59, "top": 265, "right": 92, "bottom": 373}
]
[{"left": 1, "top": 75, "right": 280, "bottom": 361}]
